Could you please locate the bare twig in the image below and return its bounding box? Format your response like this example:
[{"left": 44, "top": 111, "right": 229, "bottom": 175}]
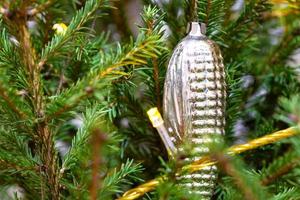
[
  {"left": 27, "top": 0, "right": 54, "bottom": 16},
  {"left": 190, "top": 0, "right": 198, "bottom": 21},
  {"left": 205, "top": 0, "right": 211, "bottom": 25},
  {"left": 90, "top": 128, "right": 106, "bottom": 200},
  {"left": 111, "top": 0, "right": 132, "bottom": 39},
  {"left": 153, "top": 58, "right": 161, "bottom": 110},
  {"left": 214, "top": 153, "right": 258, "bottom": 200}
]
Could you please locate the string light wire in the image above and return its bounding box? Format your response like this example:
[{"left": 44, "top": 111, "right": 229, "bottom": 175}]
[{"left": 117, "top": 126, "right": 299, "bottom": 200}]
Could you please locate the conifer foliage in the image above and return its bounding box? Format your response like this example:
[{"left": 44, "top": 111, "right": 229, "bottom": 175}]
[{"left": 0, "top": 0, "right": 300, "bottom": 199}]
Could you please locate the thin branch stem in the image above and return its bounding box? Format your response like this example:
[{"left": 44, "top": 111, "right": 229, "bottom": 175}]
[
  {"left": 190, "top": 0, "right": 198, "bottom": 21},
  {"left": 0, "top": 6, "right": 8, "bottom": 15},
  {"left": 214, "top": 154, "right": 258, "bottom": 200},
  {"left": 27, "top": 0, "right": 55, "bottom": 16},
  {"left": 0, "top": 85, "right": 26, "bottom": 119},
  {"left": 45, "top": 93, "right": 86, "bottom": 122},
  {"left": 153, "top": 58, "right": 161, "bottom": 110},
  {"left": 205, "top": 0, "right": 211, "bottom": 25},
  {"left": 111, "top": 0, "right": 132, "bottom": 39},
  {"left": 0, "top": 159, "right": 38, "bottom": 172},
  {"left": 261, "top": 158, "right": 300, "bottom": 186},
  {"left": 12, "top": 6, "right": 60, "bottom": 200},
  {"left": 90, "top": 128, "right": 105, "bottom": 200}
]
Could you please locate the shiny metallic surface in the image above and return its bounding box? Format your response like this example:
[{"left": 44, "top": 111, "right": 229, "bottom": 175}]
[{"left": 163, "top": 22, "right": 226, "bottom": 199}]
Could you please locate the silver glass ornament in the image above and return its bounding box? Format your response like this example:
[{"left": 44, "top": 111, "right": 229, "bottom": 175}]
[{"left": 163, "top": 22, "right": 226, "bottom": 199}]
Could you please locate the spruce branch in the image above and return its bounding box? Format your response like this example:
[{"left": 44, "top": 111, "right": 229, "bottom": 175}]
[
  {"left": 266, "top": 28, "right": 300, "bottom": 67},
  {"left": 39, "top": 0, "right": 104, "bottom": 67},
  {"left": 0, "top": 27, "right": 18, "bottom": 69},
  {"left": 46, "top": 32, "right": 164, "bottom": 122},
  {"left": 0, "top": 84, "right": 27, "bottom": 119},
  {"left": 261, "top": 159, "right": 299, "bottom": 186},
  {"left": 10, "top": 1, "right": 59, "bottom": 199},
  {"left": 198, "top": 0, "right": 225, "bottom": 41},
  {"left": 0, "top": 128, "right": 38, "bottom": 174},
  {"left": 214, "top": 153, "right": 268, "bottom": 200},
  {"left": 270, "top": 188, "right": 300, "bottom": 200},
  {"left": 142, "top": 6, "right": 165, "bottom": 110},
  {"left": 62, "top": 105, "right": 108, "bottom": 170},
  {"left": 260, "top": 151, "right": 300, "bottom": 186},
  {"left": 99, "top": 159, "right": 143, "bottom": 198},
  {"left": 223, "top": 0, "right": 271, "bottom": 57}
]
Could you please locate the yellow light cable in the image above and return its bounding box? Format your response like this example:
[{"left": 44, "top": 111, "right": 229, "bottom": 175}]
[{"left": 117, "top": 126, "right": 299, "bottom": 200}]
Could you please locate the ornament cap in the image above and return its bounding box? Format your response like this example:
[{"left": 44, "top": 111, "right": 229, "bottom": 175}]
[{"left": 187, "top": 22, "right": 206, "bottom": 36}]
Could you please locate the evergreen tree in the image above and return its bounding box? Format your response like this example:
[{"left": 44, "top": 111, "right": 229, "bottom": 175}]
[{"left": 0, "top": 0, "right": 299, "bottom": 199}]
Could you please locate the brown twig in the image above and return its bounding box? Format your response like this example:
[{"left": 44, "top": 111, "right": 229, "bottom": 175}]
[
  {"left": 111, "top": 0, "right": 132, "bottom": 39},
  {"left": 190, "top": 0, "right": 198, "bottom": 22},
  {"left": 214, "top": 153, "right": 258, "bottom": 200},
  {"left": 90, "top": 128, "right": 106, "bottom": 200},
  {"left": 56, "top": 72, "right": 66, "bottom": 94},
  {"left": 205, "top": 0, "right": 211, "bottom": 25},
  {"left": 153, "top": 58, "right": 161, "bottom": 110},
  {"left": 261, "top": 158, "right": 300, "bottom": 186},
  {"left": 0, "top": 159, "right": 38, "bottom": 172},
  {"left": 12, "top": 5, "right": 60, "bottom": 200},
  {"left": 27, "top": 0, "right": 54, "bottom": 16}
]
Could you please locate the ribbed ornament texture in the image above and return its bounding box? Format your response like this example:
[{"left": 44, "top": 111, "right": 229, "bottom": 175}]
[{"left": 163, "top": 23, "right": 226, "bottom": 199}]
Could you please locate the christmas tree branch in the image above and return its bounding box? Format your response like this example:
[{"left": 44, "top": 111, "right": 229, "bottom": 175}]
[
  {"left": 0, "top": 85, "right": 26, "bottom": 119},
  {"left": 197, "top": 0, "right": 225, "bottom": 41},
  {"left": 143, "top": 10, "right": 163, "bottom": 110},
  {"left": 0, "top": 159, "right": 37, "bottom": 172},
  {"left": 10, "top": 2, "right": 60, "bottom": 199},
  {"left": 98, "top": 37, "right": 162, "bottom": 77},
  {"left": 45, "top": 92, "right": 86, "bottom": 122},
  {"left": 46, "top": 33, "right": 163, "bottom": 123},
  {"left": 224, "top": 0, "right": 270, "bottom": 54},
  {"left": 214, "top": 154, "right": 260, "bottom": 200},
  {"left": 267, "top": 28, "right": 300, "bottom": 66},
  {"left": 61, "top": 105, "right": 110, "bottom": 173},
  {"left": 260, "top": 150, "right": 300, "bottom": 186},
  {"left": 39, "top": 0, "right": 102, "bottom": 68},
  {"left": 100, "top": 160, "right": 144, "bottom": 198},
  {"left": 261, "top": 158, "right": 300, "bottom": 186}
]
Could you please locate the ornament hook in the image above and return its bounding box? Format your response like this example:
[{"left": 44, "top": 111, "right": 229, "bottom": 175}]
[{"left": 187, "top": 22, "right": 206, "bottom": 36}]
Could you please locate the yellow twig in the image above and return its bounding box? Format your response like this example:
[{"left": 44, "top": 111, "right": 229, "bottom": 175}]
[{"left": 117, "top": 126, "right": 299, "bottom": 200}]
